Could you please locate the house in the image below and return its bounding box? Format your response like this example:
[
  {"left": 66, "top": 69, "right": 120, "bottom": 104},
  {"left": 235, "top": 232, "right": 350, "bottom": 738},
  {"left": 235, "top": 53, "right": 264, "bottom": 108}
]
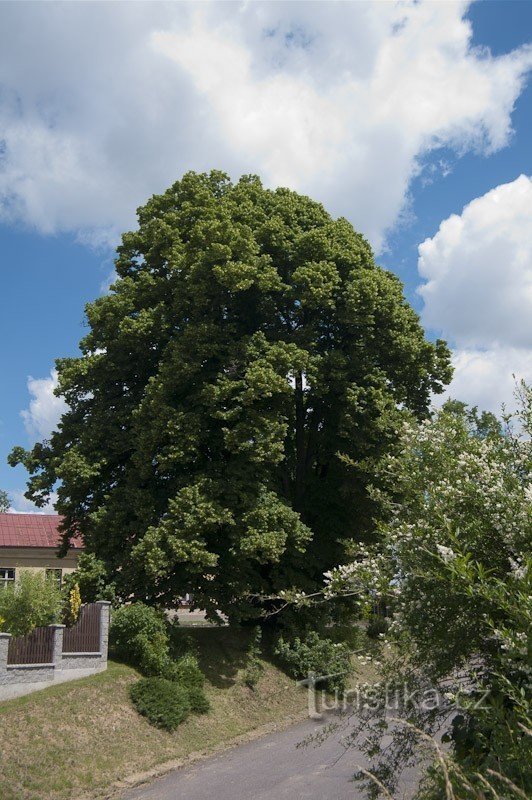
[{"left": 0, "top": 513, "right": 83, "bottom": 589}]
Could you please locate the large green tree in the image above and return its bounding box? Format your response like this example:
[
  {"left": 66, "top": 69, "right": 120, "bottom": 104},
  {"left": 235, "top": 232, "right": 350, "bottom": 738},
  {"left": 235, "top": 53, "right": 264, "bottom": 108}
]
[{"left": 10, "top": 172, "right": 451, "bottom": 620}]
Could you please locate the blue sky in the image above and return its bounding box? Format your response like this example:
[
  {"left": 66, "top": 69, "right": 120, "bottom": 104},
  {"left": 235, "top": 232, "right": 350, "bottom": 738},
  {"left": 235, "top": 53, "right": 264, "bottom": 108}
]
[{"left": 0, "top": 1, "right": 531, "bottom": 511}]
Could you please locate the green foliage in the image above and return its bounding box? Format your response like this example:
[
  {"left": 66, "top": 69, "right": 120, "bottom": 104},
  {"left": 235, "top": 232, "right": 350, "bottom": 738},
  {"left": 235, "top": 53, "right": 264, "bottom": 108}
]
[
  {"left": 62, "top": 552, "right": 115, "bottom": 605},
  {"left": 275, "top": 630, "right": 352, "bottom": 693},
  {"left": 63, "top": 582, "right": 82, "bottom": 626},
  {"left": 10, "top": 171, "right": 451, "bottom": 620},
  {"left": 129, "top": 677, "right": 191, "bottom": 731},
  {"left": 109, "top": 602, "right": 210, "bottom": 714},
  {"left": 0, "top": 490, "right": 9, "bottom": 513},
  {"left": 164, "top": 652, "right": 205, "bottom": 688},
  {"left": 186, "top": 685, "right": 210, "bottom": 714},
  {"left": 110, "top": 602, "right": 173, "bottom": 676},
  {"left": 328, "top": 383, "right": 532, "bottom": 798},
  {"left": 0, "top": 570, "right": 62, "bottom": 636},
  {"left": 124, "top": 631, "right": 210, "bottom": 727},
  {"left": 242, "top": 626, "right": 264, "bottom": 689}
]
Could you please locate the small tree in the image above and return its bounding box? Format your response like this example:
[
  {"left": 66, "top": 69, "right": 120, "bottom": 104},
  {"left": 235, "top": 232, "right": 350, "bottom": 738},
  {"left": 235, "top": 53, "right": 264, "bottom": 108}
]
[{"left": 0, "top": 571, "right": 62, "bottom": 636}]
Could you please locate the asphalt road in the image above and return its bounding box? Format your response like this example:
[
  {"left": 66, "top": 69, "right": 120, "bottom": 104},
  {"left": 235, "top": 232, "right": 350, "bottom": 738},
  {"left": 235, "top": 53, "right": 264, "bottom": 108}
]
[{"left": 120, "top": 714, "right": 416, "bottom": 800}]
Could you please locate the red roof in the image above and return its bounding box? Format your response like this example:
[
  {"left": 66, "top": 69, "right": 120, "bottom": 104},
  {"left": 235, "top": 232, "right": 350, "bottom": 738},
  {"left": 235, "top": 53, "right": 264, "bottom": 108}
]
[{"left": 0, "top": 513, "right": 84, "bottom": 550}]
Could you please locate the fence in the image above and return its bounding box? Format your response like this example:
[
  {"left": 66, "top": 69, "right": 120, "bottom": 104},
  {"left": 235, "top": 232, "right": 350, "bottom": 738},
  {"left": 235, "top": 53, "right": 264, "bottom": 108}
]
[
  {"left": 0, "top": 601, "right": 110, "bottom": 700},
  {"left": 63, "top": 603, "right": 101, "bottom": 653},
  {"left": 7, "top": 625, "right": 55, "bottom": 665}
]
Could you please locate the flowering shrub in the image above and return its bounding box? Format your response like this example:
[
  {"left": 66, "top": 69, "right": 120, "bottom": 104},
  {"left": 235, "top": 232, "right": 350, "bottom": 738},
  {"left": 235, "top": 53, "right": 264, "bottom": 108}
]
[{"left": 321, "top": 386, "right": 532, "bottom": 798}]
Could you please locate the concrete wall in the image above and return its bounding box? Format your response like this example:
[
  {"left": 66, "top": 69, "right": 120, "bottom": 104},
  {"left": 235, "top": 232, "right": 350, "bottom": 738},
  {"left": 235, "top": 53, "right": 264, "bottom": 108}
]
[
  {"left": 0, "top": 601, "right": 110, "bottom": 701},
  {"left": 61, "top": 652, "right": 106, "bottom": 670}
]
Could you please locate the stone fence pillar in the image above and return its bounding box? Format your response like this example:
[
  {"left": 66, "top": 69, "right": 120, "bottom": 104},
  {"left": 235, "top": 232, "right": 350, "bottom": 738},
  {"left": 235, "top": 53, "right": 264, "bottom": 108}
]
[
  {"left": 49, "top": 624, "right": 65, "bottom": 671},
  {"left": 0, "top": 633, "right": 11, "bottom": 678},
  {"left": 95, "top": 601, "right": 111, "bottom": 662}
]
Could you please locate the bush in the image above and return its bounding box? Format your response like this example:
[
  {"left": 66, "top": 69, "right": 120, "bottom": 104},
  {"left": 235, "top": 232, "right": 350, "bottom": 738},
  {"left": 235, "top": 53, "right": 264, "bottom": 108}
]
[
  {"left": 62, "top": 552, "right": 115, "bottom": 605},
  {"left": 329, "top": 390, "right": 532, "bottom": 798},
  {"left": 243, "top": 626, "right": 264, "bottom": 689},
  {"left": 0, "top": 570, "right": 62, "bottom": 636},
  {"left": 110, "top": 603, "right": 209, "bottom": 700},
  {"left": 63, "top": 582, "right": 82, "bottom": 627},
  {"left": 135, "top": 631, "right": 174, "bottom": 676},
  {"left": 110, "top": 603, "right": 173, "bottom": 676},
  {"left": 366, "top": 614, "right": 389, "bottom": 639},
  {"left": 186, "top": 685, "right": 210, "bottom": 714},
  {"left": 275, "top": 631, "right": 352, "bottom": 693},
  {"left": 165, "top": 652, "right": 205, "bottom": 688},
  {"left": 130, "top": 677, "right": 191, "bottom": 731}
]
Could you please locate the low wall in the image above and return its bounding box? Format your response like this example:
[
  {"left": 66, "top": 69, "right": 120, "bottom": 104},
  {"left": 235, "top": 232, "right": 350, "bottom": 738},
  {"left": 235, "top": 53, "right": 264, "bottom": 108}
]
[
  {"left": 2, "top": 663, "right": 56, "bottom": 685},
  {"left": 0, "top": 601, "right": 110, "bottom": 700},
  {"left": 62, "top": 652, "right": 107, "bottom": 670}
]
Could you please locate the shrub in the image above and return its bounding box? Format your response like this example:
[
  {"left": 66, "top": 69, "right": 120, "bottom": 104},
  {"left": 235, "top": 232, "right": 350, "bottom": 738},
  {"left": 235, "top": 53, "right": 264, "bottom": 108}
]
[
  {"left": 135, "top": 631, "right": 174, "bottom": 676},
  {"left": 0, "top": 570, "right": 62, "bottom": 636},
  {"left": 130, "top": 677, "right": 191, "bottom": 731},
  {"left": 110, "top": 602, "right": 210, "bottom": 707},
  {"left": 165, "top": 652, "right": 205, "bottom": 688},
  {"left": 62, "top": 552, "right": 115, "bottom": 604},
  {"left": 186, "top": 685, "right": 210, "bottom": 714},
  {"left": 63, "top": 582, "right": 82, "bottom": 626},
  {"left": 243, "top": 626, "right": 264, "bottom": 689},
  {"left": 275, "top": 631, "right": 352, "bottom": 693},
  {"left": 110, "top": 603, "right": 173, "bottom": 676},
  {"left": 326, "top": 389, "right": 532, "bottom": 798}
]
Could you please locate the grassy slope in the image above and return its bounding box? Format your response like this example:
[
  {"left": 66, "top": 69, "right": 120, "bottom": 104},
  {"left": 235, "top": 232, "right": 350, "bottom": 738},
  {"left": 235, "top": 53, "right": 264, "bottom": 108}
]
[{"left": 0, "top": 628, "right": 308, "bottom": 800}]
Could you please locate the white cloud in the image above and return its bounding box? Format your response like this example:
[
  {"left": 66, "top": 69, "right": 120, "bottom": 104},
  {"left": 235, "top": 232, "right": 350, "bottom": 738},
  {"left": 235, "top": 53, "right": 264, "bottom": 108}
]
[
  {"left": 21, "top": 369, "right": 68, "bottom": 441},
  {"left": 418, "top": 175, "right": 532, "bottom": 413},
  {"left": 8, "top": 491, "right": 58, "bottom": 515},
  {"left": 0, "top": 1, "right": 530, "bottom": 251},
  {"left": 436, "top": 347, "right": 532, "bottom": 415},
  {"left": 419, "top": 175, "right": 532, "bottom": 348}
]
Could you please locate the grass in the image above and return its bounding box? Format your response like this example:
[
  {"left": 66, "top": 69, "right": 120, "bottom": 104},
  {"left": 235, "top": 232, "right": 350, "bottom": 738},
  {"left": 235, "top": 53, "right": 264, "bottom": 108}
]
[
  {"left": 0, "top": 627, "right": 308, "bottom": 800},
  {"left": 0, "top": 624, "right": 379, "bottom": 800}
]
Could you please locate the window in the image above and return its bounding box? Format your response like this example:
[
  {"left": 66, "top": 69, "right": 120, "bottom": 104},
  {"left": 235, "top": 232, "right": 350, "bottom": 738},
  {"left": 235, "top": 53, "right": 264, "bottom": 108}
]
[
  {"left": 0, "top": 568, "right": 15, "bottom": 589},
  {"left": 45, "top": 568, "right": 62, "bottom": 589}
]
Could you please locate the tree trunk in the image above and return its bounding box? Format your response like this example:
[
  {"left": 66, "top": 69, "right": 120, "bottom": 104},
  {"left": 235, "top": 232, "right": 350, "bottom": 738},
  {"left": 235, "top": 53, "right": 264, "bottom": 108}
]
[{"left": 295, "top": 371, "right": 306, "bottom": 510}]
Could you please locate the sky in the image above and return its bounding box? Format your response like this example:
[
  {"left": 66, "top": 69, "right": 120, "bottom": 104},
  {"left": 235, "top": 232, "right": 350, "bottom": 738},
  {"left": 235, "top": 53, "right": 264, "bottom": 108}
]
[{"left": 0, "top": 0, "right": 531, "bottom": 512}]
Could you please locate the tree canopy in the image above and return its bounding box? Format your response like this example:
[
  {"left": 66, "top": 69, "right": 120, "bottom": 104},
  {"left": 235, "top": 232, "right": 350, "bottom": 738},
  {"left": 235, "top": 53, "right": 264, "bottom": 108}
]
[{"left": 10, "top": 171, "right": 451, "bottom": 620}]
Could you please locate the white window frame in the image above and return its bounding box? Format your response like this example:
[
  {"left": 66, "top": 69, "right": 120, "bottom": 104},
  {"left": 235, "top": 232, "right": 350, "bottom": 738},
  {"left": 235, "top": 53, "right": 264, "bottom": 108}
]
[{"left": 0, "top": 567, "right": 15, "bottom": 589}]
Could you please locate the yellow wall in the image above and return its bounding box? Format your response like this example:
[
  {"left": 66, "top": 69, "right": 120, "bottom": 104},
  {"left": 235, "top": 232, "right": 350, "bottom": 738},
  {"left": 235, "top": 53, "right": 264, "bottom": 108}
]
[{"left": 0, "top": 547, "right": 81, "bottom": 578}]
